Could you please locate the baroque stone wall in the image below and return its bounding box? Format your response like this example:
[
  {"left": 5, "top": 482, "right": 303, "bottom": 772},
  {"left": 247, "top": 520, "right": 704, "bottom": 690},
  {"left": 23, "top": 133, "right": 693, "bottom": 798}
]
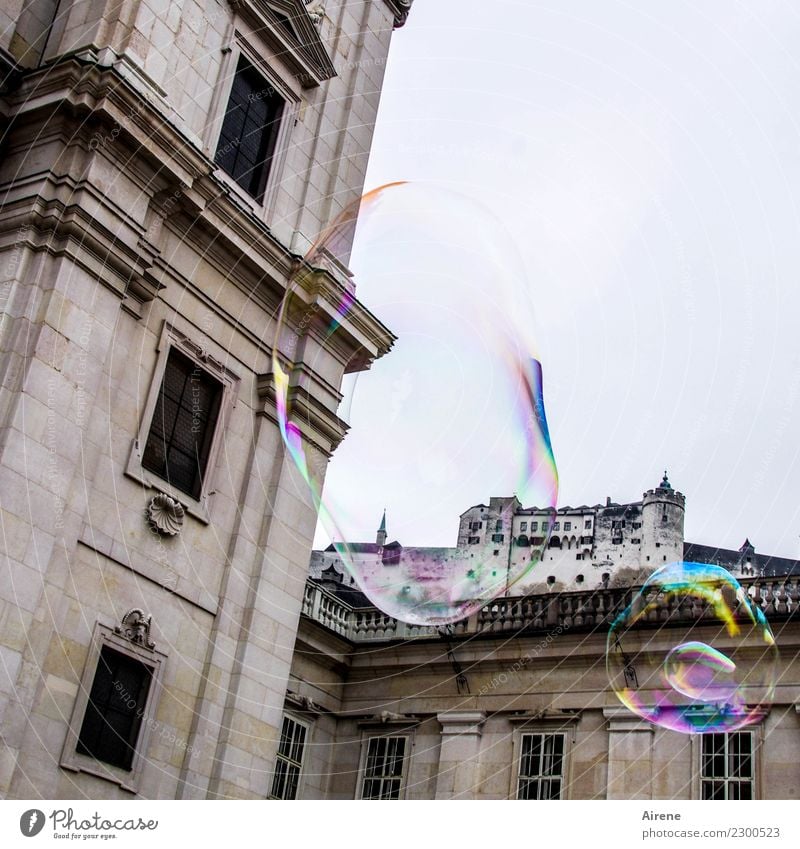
[{"left": 0, "top": 0, "right": 405, "bottom": 799}]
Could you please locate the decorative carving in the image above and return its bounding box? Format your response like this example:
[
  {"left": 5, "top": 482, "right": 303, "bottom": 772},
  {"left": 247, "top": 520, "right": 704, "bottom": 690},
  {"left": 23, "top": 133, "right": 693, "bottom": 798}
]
[
  {"left": 115, "top": 609, "right": 155, "bottom": 649},
  {"left": 384, "top": 0, "right": 414, "bottom": 28},
  {"left": 305, "top": 1, "right": 325, "bottom": 27},
  {"left": 146, "top": 493, "right": 185, "bottom": 536}
]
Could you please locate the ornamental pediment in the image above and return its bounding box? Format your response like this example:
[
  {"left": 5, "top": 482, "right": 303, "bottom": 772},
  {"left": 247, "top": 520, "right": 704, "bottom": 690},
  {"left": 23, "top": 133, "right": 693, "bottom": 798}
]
[{"left": 229, "top": 0, "right": 337, "bottom": 87}]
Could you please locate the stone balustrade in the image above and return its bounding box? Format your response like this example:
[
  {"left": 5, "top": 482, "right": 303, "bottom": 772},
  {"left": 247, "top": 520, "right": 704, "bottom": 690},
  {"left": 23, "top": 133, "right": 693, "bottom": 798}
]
[{"left": 301, "top": 575, "right": 800, "bottom": 642}]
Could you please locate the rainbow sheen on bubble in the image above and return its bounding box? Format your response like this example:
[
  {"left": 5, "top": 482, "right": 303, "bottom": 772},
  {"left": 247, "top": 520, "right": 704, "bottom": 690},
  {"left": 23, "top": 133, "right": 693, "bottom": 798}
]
[
  {"left": 607, "top": 562, "right": 778, "bottom": 733},
  {"left": 272, "top": 182, "right": 558, "bottom": 625}
]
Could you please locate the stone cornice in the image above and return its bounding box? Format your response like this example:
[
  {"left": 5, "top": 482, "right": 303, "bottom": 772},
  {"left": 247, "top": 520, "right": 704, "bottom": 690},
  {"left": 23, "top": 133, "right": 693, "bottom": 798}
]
[
  {"left": 383, "top": 0, "right": 414, "bottom": 28},
  {"left": 3, "top": 57, "right": 396, "bottom": 373}
]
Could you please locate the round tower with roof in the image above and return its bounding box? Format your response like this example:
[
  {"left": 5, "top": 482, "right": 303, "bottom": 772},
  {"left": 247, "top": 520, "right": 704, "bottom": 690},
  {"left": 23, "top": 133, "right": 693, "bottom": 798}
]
[{"left": 640, "top": 470, "right": 686, "bottom": 569}]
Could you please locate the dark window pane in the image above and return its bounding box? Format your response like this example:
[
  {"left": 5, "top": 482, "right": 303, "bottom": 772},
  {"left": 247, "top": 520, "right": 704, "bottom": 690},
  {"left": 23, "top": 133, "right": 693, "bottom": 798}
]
[
  {"left": 215, "top": 57, "right": 285, "bottom": 200},
  {"left": 270, "top": 716, "right": 308, "bottom": 800},
  {"left": 142, "top": 349, "right": 223, "bottom": 499},
  {"left": 76, "top": 646, "right": 152, "bottom": 771}
]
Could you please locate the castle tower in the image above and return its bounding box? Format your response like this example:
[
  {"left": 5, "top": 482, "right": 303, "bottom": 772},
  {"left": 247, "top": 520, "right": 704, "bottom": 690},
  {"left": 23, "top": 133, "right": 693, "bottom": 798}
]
[
  {"left": 377, "top": 509, "right": 388, "bottom": 546},
  {"left": 640, "top": 471, "right": 686, "bottom": 568}
]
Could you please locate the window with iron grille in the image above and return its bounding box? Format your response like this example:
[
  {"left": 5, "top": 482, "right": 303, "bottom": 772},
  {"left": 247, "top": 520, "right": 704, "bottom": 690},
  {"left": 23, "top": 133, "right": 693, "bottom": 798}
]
[
  {"left": 269, "top": 715, "right": 308, "bottom": 800},
  {"left": 361, "top": 736, "right": 407, "bottom": 799},
  {"left": 76, "top": 646, "right": 153, "bottom": 771},
  {"left": 142, "top": 348, "right": 223, "bottom": 499},
  {"left": 701, "top": 733, "right": 754, "bottom": 799},
  {"left": 491, "top": 533, "right": 504, "bottom": 543},
  {"left": 517, "top": 733, "right": 565, "bottom": 799},
  {"left": 215, "top": 56, "right": 285, "bottom": 201}
]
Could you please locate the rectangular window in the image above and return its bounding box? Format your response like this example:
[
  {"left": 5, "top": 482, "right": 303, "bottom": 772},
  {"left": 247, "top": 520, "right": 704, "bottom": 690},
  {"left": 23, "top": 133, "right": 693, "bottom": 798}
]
[
  {"left": 495, "top": 520, "right": 503, "bottom": 531},
  {"left": 553, "top": 522, "right": 560, "bottom": 531},
  {"left": 584, "top": 520, "right": 592, "bottom": 529},
  {"left": 215, "top": 56, "right": 285, "bottom": 201},
  {"left": 564, "top": 521, "right": 571, "bottom": 532},
  {"left": 76, "top": 646, "right": 152, "bottom": 771},
  {"left": 141, "top": 348, "right": 223, "bottom": 500},
  {"left": 531, "top": 521, "right": 538, "bottom": 532},
  {"left": 361, "top": 737, "right": 407, "bottom": 800},
  {"left": 520, "top": 522, "right": 528, "bottom": 532},
  {"left": 470, "top": 521, "right": 482, "bottom": 531},
  {"left": 517, "top": 733, "right": 565, "bottom": 800},
  {"left": 701, "top": 733, "right": 754, "bottom": 800},
  {"left": 632, "top": 522, "right": 642, "bottom": 529},
  {"left": 468, "top": 536, "right": 480, "bottom": 545},
  {"left": 491, "top": 533, "right": 504, "bottom": 543},
  {"left": 541, "top": 521, "right": 548, "bottom": 532},
  {"left": 269, "top": 715, "right": 308, "bottom": 800},
  {"left": 631, "top": 537, "right": 641, "bottom": 544}
]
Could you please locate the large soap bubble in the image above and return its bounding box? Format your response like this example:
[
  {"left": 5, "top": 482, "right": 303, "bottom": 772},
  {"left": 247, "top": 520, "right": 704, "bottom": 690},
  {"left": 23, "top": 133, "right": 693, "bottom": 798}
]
[
  {"left": 272, "top": 182, "right": 558, "bottom": 625},
  {"left": 607, "top": 562, "right": 778, "bottom": 733}
]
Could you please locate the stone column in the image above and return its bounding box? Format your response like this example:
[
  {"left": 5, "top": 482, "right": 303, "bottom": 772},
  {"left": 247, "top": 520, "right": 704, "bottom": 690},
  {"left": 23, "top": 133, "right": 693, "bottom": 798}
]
[
  {"left": 435, "top": 711, "right": 485, "bottom": 799},
  {"left": 603, "top": 706, "right": 654, "bottom": 799}
]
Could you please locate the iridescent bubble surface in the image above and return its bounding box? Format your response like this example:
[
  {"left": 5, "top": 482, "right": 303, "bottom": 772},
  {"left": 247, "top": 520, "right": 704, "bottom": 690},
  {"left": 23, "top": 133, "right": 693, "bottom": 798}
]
[
  {"left": 607, "top": 562, "right": 778, "bottom": 733},
  {"left": 272, "top": 182, "right": 558, "bottom": 625}
]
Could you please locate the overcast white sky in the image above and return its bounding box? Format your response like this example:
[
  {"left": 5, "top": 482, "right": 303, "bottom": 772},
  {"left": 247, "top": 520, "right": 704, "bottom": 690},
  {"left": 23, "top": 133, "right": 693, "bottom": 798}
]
[{"left": 319, "top": 0, "right": 800, "bottom": 559}]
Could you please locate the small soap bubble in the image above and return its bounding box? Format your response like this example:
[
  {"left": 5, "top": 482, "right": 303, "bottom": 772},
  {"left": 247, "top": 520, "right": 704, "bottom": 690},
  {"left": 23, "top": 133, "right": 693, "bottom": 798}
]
[
  {"left": 272, "top": 182, "right": 558, "bottom": 625},
  {"left": 607, "top": 562, "right": 778, "bottom": 733}
]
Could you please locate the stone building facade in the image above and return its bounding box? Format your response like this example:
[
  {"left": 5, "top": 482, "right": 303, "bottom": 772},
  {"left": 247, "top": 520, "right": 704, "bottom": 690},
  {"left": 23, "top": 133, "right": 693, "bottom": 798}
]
[
  {"left": 0, "top": 0, "right": 412, "bottom": 799},
  {"left": 289, "top": 564, "right": 800, "bottom": 800},
  {"left": 297, "top": 476, "right": 799, "bottom": 800}
]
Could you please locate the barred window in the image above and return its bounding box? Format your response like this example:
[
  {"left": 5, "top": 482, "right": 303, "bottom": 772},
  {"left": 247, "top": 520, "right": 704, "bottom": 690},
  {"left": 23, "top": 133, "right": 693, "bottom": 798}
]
[
  {"left": 517, "top": 733, "right": 565, "bottom": 800},
  {"left": 361, "top": 737, "right": 407, "bottom": 800},
  {"left": 215, "top": 56, "right": 284, "bottom": 200},
  {"left": 701, "top": 733, "right": 754, "bottom": 800},
  {"left": 76, "top": 646, "right": 152, "bottom": 771},
  {"left": 142, "top": 348, "right": 223, "bottom": 499},
  {"left": 269, "top": 716, "right": 308, "bottom": 800}
]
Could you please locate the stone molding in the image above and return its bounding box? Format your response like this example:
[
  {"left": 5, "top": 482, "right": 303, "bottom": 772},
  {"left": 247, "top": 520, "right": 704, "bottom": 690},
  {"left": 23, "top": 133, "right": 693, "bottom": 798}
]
[
  {"left": 229, "top": 0, "right": 337, "bottom": 86},
  {"left": 437, "top": 711, "right": 486, "bottom": 737}
]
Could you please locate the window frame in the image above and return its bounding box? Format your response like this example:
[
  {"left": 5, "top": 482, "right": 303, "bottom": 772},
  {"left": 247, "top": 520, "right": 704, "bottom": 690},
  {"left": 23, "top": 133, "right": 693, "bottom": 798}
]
[
  {"left": 269, "top": 712, "right": 312, "bottom": 800},
  {"left": 126, "top": 322, "right": 240, "bottom": 523},
  {"left": 509, "top": 716, "right": 577, "bottom": 800},
  {"left": 358, "top": 734, "right": 411, "bottom": 800},
  {"left": 205, "top": 36, "right": 299, "bottom": 221},
  {"left": 695, "top": 730, "right": 759, "bottom": 800},
  {"left": 60, "top": 623, "right": 167, "bottom": 794},
  {"left": 516, "top": 731, "right": 567, "bottom": 800}
]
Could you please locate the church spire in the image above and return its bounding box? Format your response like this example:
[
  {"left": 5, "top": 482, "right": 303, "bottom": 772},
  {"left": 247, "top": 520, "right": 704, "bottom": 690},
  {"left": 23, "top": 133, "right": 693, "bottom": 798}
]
[{"left": 376, "top": 509, "right": 387, "bottom": 546}]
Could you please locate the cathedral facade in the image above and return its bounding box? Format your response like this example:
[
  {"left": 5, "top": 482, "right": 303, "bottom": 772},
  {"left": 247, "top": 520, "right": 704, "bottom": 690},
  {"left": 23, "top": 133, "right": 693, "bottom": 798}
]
[{"left": 0, "top": 0, "right": 411, "bottom": 799}]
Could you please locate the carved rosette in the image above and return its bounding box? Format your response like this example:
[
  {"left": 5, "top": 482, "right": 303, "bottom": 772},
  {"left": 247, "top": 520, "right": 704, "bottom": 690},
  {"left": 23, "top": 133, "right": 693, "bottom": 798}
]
[{"left": 145, "top": 493, "right": 185, "bottom": 536}]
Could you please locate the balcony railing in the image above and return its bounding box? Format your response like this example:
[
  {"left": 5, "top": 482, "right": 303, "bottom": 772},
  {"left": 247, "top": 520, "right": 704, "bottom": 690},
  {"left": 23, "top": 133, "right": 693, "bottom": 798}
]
[{"left": 301, "top": 575, "right": 800, "bottom": 643}]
